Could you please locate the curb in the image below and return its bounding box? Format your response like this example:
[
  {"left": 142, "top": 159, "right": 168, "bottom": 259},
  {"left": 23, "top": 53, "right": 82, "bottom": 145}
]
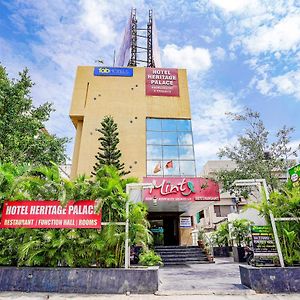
[{"left": 155, "top": 289, "right": 257, "bottom": 296}]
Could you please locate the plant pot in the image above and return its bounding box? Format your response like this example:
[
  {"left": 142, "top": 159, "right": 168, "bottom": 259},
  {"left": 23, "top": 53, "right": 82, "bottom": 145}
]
[
  {"left": 233, "top": 246, "right": 246, "bottom": 262},
  {"left": 213, "top": 246, "right": 230, "bottom": 257},
  {"left": 197, "top": 240, "right": 205, "bottom": 249}
]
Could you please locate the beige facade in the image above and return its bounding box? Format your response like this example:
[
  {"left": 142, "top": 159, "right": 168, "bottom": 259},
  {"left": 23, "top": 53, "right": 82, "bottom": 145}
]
[{"left": 70, "top": 66, "right": 191, "bottom": 179}]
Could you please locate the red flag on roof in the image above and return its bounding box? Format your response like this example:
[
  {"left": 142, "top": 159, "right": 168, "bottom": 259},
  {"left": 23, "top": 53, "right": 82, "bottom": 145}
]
[{"left": 165, "top": 160, "right": 173, "bottom": 169}]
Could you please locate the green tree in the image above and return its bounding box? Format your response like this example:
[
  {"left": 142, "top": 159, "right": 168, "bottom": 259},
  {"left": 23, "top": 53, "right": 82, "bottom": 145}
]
[
  {"left": 0, "top": 64, "right": 69, "bottom": 166},
  {"left": 249, "top": 185, "right": 300, "bottom": 265},
  {"left": 217, "top": 108, "right": 299, "bottom": 192},
  {"left": 93, "top": 116, "right": 129, "bottom": 176},
  {"left": 0, "top": 164, "right": 152, "bottom": 268}
]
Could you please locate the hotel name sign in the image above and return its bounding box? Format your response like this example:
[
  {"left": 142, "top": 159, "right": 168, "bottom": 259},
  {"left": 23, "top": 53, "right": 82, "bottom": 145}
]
[
  {"left": 0, "top": 200, "right": 101, "bottom": 229},
  {"left": 146, "top": 68, "right": 180, "bottom": 97},
  {"left": 143, "top": 177, "right": 220, "bottom": 201},
  {"left": 94, "top": 67, "right": 133, "bottom": 77}
]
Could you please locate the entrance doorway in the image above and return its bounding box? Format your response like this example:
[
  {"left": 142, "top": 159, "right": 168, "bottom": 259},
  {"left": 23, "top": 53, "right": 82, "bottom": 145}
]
[{"left": 148, "top": 212, "right": 180, "bottom": 246}]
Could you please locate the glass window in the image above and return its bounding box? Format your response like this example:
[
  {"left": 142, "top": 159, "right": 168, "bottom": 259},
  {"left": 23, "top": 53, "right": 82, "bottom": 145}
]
[
  {"left": 147, "top": 160, "right": 163, "bottom": 176},
  {"left": 147, "top": 145, "right": 162, "bottom": 160},
  {"left": 178, "top": 132, "right": 193, "bottom": 145},
  {"left": 179, "top": 160, "right": 196, "bottom": 176},
  {"left": 162, "top": 132, "right": 178, "bottom": 145},
  {"left": 162, "top": 119, "right": 177, "bottom": 131},
  {"left": 163, "top": 146, "right": 179, "bottom": 160},
  {"left": 179, "top": 146, "right": 194, "bottom": 159},
  {"left": 177, "top": 119, "right": 191, "bottom": 131},
  {"left": 147, "top": 119, "right": 161, "bottom": 131},
  {"left": 163, "top": 160, "right": 180, "bottom": 176},
  {"left": 147, "top": 131, "right": 162, "bottom": 145},
  {"left": 146, "top": 118, "right": 196, "bottom": 176}
]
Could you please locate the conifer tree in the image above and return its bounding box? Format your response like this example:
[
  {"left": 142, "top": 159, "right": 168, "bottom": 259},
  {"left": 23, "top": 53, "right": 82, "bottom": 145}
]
[{"left": 93, "top": 116, "right": 129, "bottom": 176}]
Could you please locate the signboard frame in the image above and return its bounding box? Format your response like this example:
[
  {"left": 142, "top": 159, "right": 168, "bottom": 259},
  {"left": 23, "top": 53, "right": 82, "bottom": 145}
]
[
  {"left": 145, "top": 68, "right": 179, "bottom": 97},
  {"left": 143, "top": 177, "right": 220, "bottom": 202},
  {"left": 251, "top": 225, "right": 279, "bottom": 266},
  {"left": 0, "top": 200, "right": 101, "bottom": 229},
  {"left": 180, "top": 216, "right": 192, "bottom": 228},
  {"left": 94, "top": 67, "right": 133, "bottom": 77}
]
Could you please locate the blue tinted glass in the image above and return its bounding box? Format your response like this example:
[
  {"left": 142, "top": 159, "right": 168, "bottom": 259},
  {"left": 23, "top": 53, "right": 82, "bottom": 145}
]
[
  {"left": 179, "top": 160, "right": 196, "bottom": 176},
  {"left": 178, "top": 132, "right": 193, "bottom": 145},
  {"left": 147, "top": 160, "right": 163, "bottom": 176},
  {"left": 163, "top": 160, "right": 180, "bottom": 176},
  {"left": 162, "top": 119, "right": 177, "bottom": 131},
  {"left": 177, "top": 119, "right": 191, "bottom": 131},
  {"left": 147, "top": 145, "right": 162, "bottom": 159},
  {"left": 147, "top": 119, "right": 161, "bottom": 131},
  {"left": 163, "top": 146, "right": 179, "bottom": 160},
  {"left": 179, "top": 146, "right": 195, "bottom": 159},
  {"left": 147, "top": 131, "right": 162, "bottom": 145},
  {"left": 162, "top": 132, "right": 178, "bottom": 145}
]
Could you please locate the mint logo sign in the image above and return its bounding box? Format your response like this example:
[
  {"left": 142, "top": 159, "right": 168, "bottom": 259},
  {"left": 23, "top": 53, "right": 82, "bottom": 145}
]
[{"left": 143, "top": 177, "right": 220, "bottom": 202}]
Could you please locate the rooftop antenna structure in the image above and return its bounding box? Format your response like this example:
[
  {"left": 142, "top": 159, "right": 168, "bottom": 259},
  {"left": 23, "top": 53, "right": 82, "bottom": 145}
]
[
  {"left": 128, "top": 8, "right": 138, "bottom": 66},
  {"left": 147, "top": 10, "right": 155, "bottom": 67},
  {"left": 116, "top": 8, "right": 161, "bottom": 68}
]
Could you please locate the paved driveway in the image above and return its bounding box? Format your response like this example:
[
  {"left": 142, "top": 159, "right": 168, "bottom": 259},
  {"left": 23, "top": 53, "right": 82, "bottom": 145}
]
[{"left": 157, "top": 257, "right": 253, "bottom": 295}]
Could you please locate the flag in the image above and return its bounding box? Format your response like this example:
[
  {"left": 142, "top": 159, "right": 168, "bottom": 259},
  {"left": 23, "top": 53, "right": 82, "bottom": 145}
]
[
  {"left": 153, "top": 162, "right": 161, "bottom": 173},
  {"left": 165, "top": 160, "right": 173, "bottom": 169}
]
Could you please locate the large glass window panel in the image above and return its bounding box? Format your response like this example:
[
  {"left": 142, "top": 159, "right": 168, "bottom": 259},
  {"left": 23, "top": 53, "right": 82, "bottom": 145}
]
[
  {"left": 162, "top": 131, "right": 178, "bottom": 145},
  {"left": 178, "top": 132, "right": 193, "bottom": 145},
  {"left": 147, "top": 145, "right": 162, "bottom": 160},
  {"left": 162, "top": 119, "right": 177, "bottom": 131},
  {"left": 147, "top": 119, "right": 161, "bottom": 131},
  {"left": 147, "top": 160, "right": 163, "bottom": 176},
  {"left": 177, "top": 119, "right": 191, "bottom": 131},
  {"left": 179, "top": 160, "right": 196, "bottom": 176},
  {"left": 147, "top": 131, "right": 162, "bottom": 145},
  {"left": 179, "top": 146, "right": 195, "bottom": 159},
  {"left": 163, "top": 160, "right": 180, "bottom": 176},
  {"left": 163, "top": 146, "right": 179, "bottom": 160}
]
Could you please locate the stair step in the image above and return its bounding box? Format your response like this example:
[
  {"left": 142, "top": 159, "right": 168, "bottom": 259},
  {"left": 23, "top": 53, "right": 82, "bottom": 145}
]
[
  {"left": 163, "top": 260, "right": 210, "bottom": 265},
  {"left": 155, "top": 246, "right": 200, "bottom": 250},
  {"left": 163, "top": 257, "right": 208, "bottom": 262},
  {"left": 156, "top": 249, "right": 205, "bottom": 254},
  {"left": 154, "top": 245, "right": 210, "bottom": 265},
  {"left": 159, "top": 253, "right": 207, "bottom": 258}
]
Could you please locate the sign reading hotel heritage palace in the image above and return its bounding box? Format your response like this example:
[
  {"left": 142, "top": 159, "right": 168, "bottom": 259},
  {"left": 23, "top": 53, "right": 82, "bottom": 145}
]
[
  {"left": 146, "top": 68, "right": 180, "bottom": 97},
  {"left": 0, "top": 200, "right": 101, "bottom": 229},
  {"left": 143, "top": 177, "right": 220, "bottom": 201}
]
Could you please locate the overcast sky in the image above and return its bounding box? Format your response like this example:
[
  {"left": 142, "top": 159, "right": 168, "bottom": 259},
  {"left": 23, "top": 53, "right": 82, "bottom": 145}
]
[{"left": 1, "top": 0, "right": 300, "bottom": 173}]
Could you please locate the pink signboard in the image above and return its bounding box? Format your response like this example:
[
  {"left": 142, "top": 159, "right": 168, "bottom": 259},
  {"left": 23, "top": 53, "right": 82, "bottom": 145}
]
[
  {"left": 146, "top": 68, "right": 179, "bottom": 97},
  {"left": 143, "top": 177, "right": 220, "bottom": 201}
]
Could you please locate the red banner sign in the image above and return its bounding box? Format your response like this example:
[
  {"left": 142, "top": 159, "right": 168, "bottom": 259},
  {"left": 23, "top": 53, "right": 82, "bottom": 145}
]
[
  {"left": 0, "top": 200, "right": 101, "bottom": 229},
  {"left": 146, "top": 68, "right": 179, "bottom": 97},
  {"left": 143, "top": 177, "right": 220, "bottom": 201}
]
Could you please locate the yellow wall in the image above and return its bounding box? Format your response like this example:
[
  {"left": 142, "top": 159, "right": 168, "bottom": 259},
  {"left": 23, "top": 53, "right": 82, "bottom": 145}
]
[{"left": 69, "top": 66, "right": 191, "bottom": 179}]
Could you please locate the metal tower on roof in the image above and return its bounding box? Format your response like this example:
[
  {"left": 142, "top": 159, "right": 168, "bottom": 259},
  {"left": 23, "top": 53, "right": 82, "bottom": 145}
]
[{"left": 116, "top": 9, "right": 161, "bottom": 68}]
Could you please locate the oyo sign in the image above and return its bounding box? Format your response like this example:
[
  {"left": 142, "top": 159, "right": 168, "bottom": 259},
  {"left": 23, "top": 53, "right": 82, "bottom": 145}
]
[
  {"left": 146, "top": 68, "right": 179, "bottom": 97},
  {"left": 143, "top": 177, "right": 220, "bottom": 201}
]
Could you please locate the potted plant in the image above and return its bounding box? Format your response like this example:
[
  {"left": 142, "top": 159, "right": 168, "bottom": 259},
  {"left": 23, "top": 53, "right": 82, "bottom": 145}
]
[
  {"left": 212, "top": 222, "right": 231, "bottom": 257},
  {"left": 197, "top": 228, "right": 206, "bottom": 249},
  {"left": 230, "top": 219, "right": 252, "bottom": 262}
]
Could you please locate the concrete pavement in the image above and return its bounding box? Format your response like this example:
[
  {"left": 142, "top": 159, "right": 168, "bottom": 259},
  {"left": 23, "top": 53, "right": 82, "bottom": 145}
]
[
  {"left": 0, "top": 293, "right": 300, "bottom": 300},
  {"left": 158, "top": 257, "right": 251, "bottom": 295}
]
